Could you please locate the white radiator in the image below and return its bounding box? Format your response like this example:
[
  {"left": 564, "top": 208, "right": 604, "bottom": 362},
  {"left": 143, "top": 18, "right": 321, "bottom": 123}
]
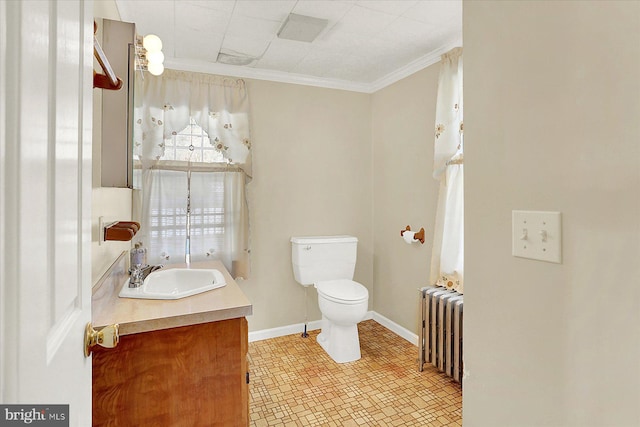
[{"left": 419, "top": 286, "right": 463, "bottom": 383}]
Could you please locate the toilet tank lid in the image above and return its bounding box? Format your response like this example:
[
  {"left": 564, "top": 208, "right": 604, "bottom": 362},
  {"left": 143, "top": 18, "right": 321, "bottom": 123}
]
[{"left": 291, "top": 235, "right": 357, "bottom": 244}]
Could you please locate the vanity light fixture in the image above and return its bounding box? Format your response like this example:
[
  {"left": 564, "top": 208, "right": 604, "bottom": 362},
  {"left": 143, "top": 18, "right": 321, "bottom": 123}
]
[
  {"left": 135, "top": 33, "right": 165, "bottom": 76},
  {"left": 142, "top": 34, "right": 162, "bottom": 52}
]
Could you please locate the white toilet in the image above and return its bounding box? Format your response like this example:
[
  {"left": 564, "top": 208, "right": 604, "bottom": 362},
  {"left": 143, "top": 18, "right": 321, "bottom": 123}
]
[{"left": 291, "top": 235, "right": 369, "bottom": 363}]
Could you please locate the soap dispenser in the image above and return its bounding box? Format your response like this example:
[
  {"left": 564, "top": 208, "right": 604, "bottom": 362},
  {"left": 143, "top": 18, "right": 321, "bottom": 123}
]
[{"left": 130, "top": 242, "right": 147, "bottom": 267}]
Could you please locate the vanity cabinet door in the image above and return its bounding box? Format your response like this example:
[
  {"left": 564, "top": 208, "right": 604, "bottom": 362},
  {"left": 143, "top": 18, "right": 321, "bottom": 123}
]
[{"left": 93, "top": 317, "right": 249, "bottom": 426}]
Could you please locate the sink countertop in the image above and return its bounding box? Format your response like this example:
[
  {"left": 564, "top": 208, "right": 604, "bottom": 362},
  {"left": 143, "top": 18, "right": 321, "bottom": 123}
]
[{"left": 92, "top": 255, "right": 252, "bottom": 336}]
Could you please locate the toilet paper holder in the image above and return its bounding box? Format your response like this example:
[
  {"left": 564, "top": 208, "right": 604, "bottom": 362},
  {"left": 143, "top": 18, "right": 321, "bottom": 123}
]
[{"left": 400, "top": 225, "right": 425, "bottom": 244}]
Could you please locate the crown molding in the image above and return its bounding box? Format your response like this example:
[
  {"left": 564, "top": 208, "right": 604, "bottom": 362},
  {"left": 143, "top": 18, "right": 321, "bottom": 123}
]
[
  {"left": 163, "top": 58, "right": 373, "bottom": 93},
  {"left": 367, "top": 40, "right": 462, "bottom": 93},
  {"left": 164, "top": 40, "right": 462, "bottom": 94}
]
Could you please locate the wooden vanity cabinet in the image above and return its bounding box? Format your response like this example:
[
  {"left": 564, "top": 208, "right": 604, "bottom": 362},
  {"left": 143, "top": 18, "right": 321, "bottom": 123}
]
[{"left": 92, "top": 317, "right": 249, "bottom": 426}]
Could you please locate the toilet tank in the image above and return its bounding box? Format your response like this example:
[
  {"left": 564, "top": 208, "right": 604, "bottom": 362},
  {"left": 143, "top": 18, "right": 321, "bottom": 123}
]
[{"left": 291, "top": 235, "right": 358, "bottom": 286}]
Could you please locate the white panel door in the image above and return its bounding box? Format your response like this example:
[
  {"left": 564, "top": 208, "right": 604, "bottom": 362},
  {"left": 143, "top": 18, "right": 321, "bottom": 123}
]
[{"left": 1, "top": 1, "right": 93, "bottom": 425}]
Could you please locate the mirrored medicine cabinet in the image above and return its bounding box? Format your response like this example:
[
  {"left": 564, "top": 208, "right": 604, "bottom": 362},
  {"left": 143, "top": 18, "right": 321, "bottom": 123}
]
[{"left": 98, "top": 18, "right": 136, "bottom": 189}]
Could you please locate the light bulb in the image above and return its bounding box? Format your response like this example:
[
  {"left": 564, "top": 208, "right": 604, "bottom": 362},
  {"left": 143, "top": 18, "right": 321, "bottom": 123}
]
[
  {"left": 143, "top": 34, "right": 162, "bottom": 52},
  {"left": 148, "top": 62, "right": 164, "bottom": 76},
  {"left": 146, "top": 51, "right": 164, "bottom": 64}
]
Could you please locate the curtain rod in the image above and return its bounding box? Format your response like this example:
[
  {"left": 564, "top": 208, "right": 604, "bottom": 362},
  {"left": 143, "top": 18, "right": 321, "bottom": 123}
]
[{"left": 135, "top": 162, "right": 244, "bottom": 174}]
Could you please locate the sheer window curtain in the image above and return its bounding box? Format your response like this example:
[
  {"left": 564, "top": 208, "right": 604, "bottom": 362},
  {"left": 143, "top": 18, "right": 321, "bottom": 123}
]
[
  {"left": 430, "top": 47, "right": 464, "bottom": 293},
  {"left": 132, "top": 69, "right": 251, "bottom": 278}
]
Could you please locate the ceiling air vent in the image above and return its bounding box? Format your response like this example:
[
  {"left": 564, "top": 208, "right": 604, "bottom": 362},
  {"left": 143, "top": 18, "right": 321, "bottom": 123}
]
[
  {"left": 216, "top": 50, "right": 257, "bottom": 66},
  {"left": 277, "top": 13, "right": 328, "bottom": 43}
]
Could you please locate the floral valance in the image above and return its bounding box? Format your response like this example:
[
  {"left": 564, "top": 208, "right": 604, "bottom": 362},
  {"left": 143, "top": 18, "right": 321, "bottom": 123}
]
[{"left": 133, "top": 69, "right": 252, "bottom": 178}]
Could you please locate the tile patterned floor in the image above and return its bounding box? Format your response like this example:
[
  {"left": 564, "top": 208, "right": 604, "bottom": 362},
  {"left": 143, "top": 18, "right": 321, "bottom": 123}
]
[{"left": 248, "top": 320, "right": 462, "bottom": 426}]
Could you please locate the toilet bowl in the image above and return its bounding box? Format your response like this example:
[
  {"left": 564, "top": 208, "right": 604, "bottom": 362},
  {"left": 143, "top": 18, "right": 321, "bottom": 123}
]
[
  {"left": 290, "top": 235, "right": 369, "bottom": 363},
  {"left": 315, "top": 279, "right": 369, "bottom": 363}
]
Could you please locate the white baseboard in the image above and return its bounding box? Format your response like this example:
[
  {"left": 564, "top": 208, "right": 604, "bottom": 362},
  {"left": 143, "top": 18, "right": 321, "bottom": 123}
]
[
  {"left": 248, "top": 310, "right": 417, "bottom": 346},
  {"left": 371, "top": 311, "right": 418, "bottom": 346},
  {"left": 248, "top": 319, "right": 323, "bottom": 342}
]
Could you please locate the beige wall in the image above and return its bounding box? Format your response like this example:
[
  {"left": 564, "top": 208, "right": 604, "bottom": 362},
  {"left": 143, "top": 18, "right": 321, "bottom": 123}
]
[
  {"left": 238, "top": 80, "right": 373, "bottom": 331},
  {"left": 91, "top": 0, "right": 131, "bottom": 285},
  {"left": 464, "top": 1, "right": 640, "bottom": 426},
  {"left": 371, "top": 65, "right": 441, "bottom": 334}
]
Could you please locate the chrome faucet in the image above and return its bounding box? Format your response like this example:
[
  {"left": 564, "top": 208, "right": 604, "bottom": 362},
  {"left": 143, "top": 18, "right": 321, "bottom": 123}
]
[{"left": 129, "top": 264, "right": 164, "bottom": 288}]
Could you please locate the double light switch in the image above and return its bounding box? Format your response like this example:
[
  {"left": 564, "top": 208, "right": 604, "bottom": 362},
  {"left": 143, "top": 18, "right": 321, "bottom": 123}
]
[{"left": 512, "top": 210, "right": 562, "bottom": 263}]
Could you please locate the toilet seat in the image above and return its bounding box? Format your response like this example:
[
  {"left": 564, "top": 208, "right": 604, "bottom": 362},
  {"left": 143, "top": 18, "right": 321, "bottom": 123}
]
[{"left": 315, "top": 280, "right": 368, "bottom": 304}]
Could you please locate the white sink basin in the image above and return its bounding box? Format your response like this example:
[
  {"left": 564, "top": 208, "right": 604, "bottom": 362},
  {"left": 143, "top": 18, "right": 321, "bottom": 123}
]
[{"left": 119, "top": 268, "right": 226, "bottom": 300}]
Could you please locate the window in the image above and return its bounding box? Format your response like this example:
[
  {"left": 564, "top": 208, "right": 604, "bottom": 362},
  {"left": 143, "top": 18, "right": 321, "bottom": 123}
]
[
  {"left": 163, "top": 118, "right": 228, "bottom": 163},
  {"left": 133, "top": 70, "right": 252, "bottom": 278},
  {"left": 146, "top": 169, "right": 230, "bottom": 265},
  {"left": 140, "top": 119, "right": 248, "bottom": 276}
]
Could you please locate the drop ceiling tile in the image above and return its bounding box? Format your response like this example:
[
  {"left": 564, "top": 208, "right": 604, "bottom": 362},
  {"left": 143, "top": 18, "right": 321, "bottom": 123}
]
[
  {"left": 321, "top": 54, "right": 371, "bottom": 81},
  {"left": 402, "top": 0, "right": 462, "bottom": 27},
  {"left": 175, "top": 2, "right": 231, "bottom": 34},
  {"left": 314, "top": 29, "right": 373, "bottom": 56},
  {"left": 359, "top": 62, "right": 399, "bottom": 83},
  {"left": 381, "top": 16, "right": 445, "bottom": 45},
  {"left": 292, "top": 49, "right": 347, "bottom": 77},
  {"left": 256, "top": 39, "right": 312, "bottom": 71},
  {"left": 337, "top": 4, "right": 398, "bottom": 36},
  {"left": 118, "top": 1, "right": 175, "bottom": 35},
  {"left": 356, "top": 0, "right": 418, "bottom": 16},
  {"left": 351, "top": 45, "right": 415, "bottom": 81},
  {"left": 384, "top": 44, "right": 429, "bottom": 65},
  {"left": 174, "top": 29, "right": 223, "bottom": 62},
  {"left": 292, "top": 0, "right": 355, "bottom": 22},
  {"left": 348, "top": 34, "right": 407, "bottom": 58},
  {"left": 225, "top": 14, "right": 282, "bottom": 39},
  {"left": 221, "top": 35, "right": 272, "bottom": 59},
  {"left": 182, "top": 0, "right": 236, "bottom": 13},
  {"left": 233, "top": 0, "right": 296, "bottom": 22}
]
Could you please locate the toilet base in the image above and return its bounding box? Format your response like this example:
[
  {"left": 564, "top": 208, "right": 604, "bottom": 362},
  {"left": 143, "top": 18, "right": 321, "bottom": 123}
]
[{"left": 317, "top": 320, "right": 362, "bottom": 363}]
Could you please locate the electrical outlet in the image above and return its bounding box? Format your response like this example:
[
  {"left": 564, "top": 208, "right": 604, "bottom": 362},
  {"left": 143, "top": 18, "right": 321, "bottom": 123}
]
[{"left": 512, "top": 210, "right": 562, "bottom": 263}]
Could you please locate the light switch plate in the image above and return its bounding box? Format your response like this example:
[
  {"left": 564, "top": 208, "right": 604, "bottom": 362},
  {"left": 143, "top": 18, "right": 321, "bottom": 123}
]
[{"left": 512, "top": 211, "right": 562, "bottom": 263}]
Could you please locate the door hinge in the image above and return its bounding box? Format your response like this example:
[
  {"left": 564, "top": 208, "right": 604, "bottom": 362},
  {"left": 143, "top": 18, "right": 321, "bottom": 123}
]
[{"left": 246, "top": 372, "right": 250, "bottom": 384}]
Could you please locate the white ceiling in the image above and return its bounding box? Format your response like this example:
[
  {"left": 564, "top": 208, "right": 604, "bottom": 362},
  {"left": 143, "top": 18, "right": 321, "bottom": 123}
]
[{"left": 116, "top": 0, "right": 462, "bottom": 93}]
